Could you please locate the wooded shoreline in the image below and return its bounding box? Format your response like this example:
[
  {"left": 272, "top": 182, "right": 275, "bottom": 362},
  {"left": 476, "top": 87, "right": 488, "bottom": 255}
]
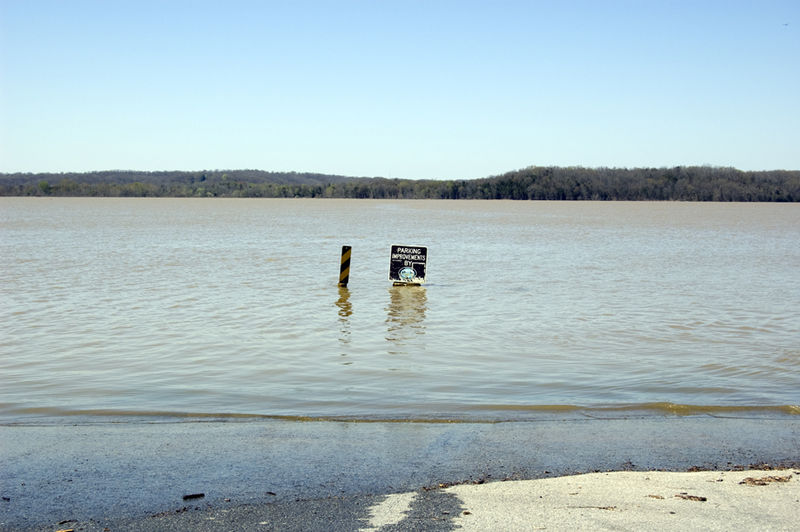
[{"left": 2, "top": 166, "right": 798, "bottom": 201}]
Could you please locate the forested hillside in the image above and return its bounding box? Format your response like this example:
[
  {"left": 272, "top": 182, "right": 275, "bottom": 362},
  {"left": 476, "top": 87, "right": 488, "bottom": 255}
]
[{"left": 1, "top": 166, "right": 798, "bottom": 201}]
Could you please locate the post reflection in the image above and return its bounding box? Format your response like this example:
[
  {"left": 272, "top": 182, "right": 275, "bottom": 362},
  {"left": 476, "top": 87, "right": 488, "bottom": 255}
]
[
  {"left": 335, "top": 286, "right": 352, "bottom": 355},
  {"left": 385, "top": 285, "right": 427, "bottom": 345}
]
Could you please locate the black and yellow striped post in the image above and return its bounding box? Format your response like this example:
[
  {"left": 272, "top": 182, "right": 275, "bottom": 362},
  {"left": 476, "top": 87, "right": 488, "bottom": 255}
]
[{"left": 338, "top": 245, "right": 352, "bottom": 287}]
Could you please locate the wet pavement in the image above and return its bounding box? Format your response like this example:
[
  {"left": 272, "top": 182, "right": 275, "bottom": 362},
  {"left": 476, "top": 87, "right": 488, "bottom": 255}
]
[{"left": 1, "top": 415, "right": 798, "bottom": 530}]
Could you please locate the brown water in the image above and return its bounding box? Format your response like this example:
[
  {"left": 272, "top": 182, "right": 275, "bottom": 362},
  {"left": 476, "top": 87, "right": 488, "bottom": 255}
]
[{"left": 1, "top": 198, "right": 798, "bottom": 423}]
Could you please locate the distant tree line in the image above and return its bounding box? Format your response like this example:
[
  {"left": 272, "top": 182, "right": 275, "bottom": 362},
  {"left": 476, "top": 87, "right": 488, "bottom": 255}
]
[{"left": 1, "top": 166, "right": 798, "bottom": 201}]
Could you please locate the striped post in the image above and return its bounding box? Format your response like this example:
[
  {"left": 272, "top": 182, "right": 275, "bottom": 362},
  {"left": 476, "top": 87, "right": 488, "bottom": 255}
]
[{"left": 338, "top": 245, "right": 351, "bottom": 287}]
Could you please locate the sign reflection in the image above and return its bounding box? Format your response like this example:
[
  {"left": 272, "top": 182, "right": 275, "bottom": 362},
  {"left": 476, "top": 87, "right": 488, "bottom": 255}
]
[
  {"left": 385, "top": 285, "right": 427, "bottom": 347},
  {"left": 335, "top": 287, "right": 352, "bottom": 360}
]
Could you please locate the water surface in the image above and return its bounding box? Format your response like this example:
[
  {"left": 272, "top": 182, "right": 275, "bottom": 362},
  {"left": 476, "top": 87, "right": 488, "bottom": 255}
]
[{"left": 1, "top": 198, "right": 798, "bottom": 423}]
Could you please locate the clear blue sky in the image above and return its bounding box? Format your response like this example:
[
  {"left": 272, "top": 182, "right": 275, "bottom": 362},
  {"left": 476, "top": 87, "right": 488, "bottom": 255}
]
[{"left": 1, "top": 1, "right": 798, "bottom": 179}]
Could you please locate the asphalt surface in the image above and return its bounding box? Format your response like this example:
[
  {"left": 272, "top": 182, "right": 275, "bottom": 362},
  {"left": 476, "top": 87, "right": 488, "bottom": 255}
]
[{"left": 1, "top": 415, "right": 798, "bottom": 531}]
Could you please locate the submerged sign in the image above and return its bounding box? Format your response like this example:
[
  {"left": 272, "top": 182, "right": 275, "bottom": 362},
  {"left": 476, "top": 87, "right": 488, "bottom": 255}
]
[{"left": 389, "top": 245, "right": 427, "bottom": 284}]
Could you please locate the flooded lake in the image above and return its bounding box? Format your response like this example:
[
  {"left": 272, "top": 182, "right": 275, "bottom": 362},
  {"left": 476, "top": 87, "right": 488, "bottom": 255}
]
[{"left": 1, "top": 198, "right": 798, "bottom": 423}]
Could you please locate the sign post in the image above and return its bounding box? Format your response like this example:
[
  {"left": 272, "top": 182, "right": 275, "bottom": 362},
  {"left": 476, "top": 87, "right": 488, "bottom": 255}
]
[
  {"left": 338, "top": 245, "right": 351, "bottom": 287},
  {"left": 389, "top": 245, "right": 427, "bottom": 285}
]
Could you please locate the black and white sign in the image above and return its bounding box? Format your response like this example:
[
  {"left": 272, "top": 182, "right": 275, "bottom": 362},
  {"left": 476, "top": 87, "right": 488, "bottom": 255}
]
[{"left": 389, "top": 245, "right": 427, "bottom": 284}]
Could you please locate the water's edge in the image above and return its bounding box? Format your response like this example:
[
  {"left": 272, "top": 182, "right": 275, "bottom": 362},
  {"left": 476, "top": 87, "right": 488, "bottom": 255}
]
[{"left": 3, "top": 402, "right": 798, "bottom": 426}]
